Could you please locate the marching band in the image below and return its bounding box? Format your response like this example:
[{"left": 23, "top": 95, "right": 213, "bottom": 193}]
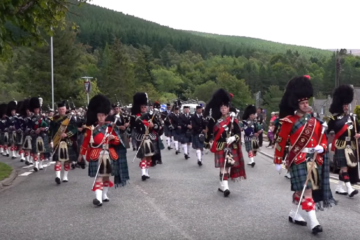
[{"left": 3, "top": 75, "right": 360, "bottom": 236}]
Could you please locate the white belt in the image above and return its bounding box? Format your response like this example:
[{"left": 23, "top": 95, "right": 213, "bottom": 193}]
[{"left": 302, "top": 148, "right": 315, "bottom": 153}]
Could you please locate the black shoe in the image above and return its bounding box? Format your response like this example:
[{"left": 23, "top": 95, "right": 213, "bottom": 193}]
[
  {"left": 288, "top": 216, "right": 307, "bottom": 226},
  {"left": 335, "top": 191, "right": 347, "bottom": 196},
  {"left": 12, "top": 156, "right": 16, "bottom": 159},
  {"left": 133, "top": 148, "right": 136, "bottom": 151},
  {"left": 20, "top": 159, "right": 24, "bottom": 162},
  {"left": 62, "top": 179, "right": 68, "bottom": 183},
  {"left": 103, "top": 198, "right": 110, "bottom": 202},
  {"left": 71, "top": 163, "right": 76, "bottom": 170},
  {"left": 198, "top": 160, "right": 202, "bottom": 166},
  {"left": 157, "top": 161, "right": 162, "bottom": 164},
  {"left": 55, "top": 177, "right": 61, "bottom": 184},
  {"left": 312, "top": 225, "right": 323, "bottom": 235},
  {"left": 184, "top": 154, "right": 189, "bottom": 160},
  {"left": 145, "top": 175, "right": 150, "bottom": 179},
  {"left": 142, "top": 175, "right": 147, "bottom": 181},
  {"left": 218, "top": 188, "right": 224, "bottom": 193},
  {"left": 93, "top": 199, "right": 102, "bottom": 207},
  {"left": 6, "top": 154, "right": 9, "bottom": 157},
  {"left": 175, "top": 151, "right": 179, "bottom": 155},
  {"left": 168, "top": 147, "right": 173, "bottom": 150},
  {"left": 251, "top": 162, "right": 255, "bottom": 167},
  {"left": 223, "top": 189, "right": 230, "bottom": 197},
  {"left": 25, "top": 161, "right": 30, "bottom": 165},
  {"left": 349, "top": 189, "right": 358, "bottom": 197},
  {"left": 33, "top": 167, "right": 38, "bottom": 172}
]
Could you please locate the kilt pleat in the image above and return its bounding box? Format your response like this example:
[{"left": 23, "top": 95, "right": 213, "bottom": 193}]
[
  {"left": 180, "top": 133, "right": 192, "bottom": 144},
  {"left": 113, "top": 146, "right": 130, "bottom": 187},
  {"left": 290, "top": 156, "right": 322, "bottom": 191},
  {"left": 244, "top": 140, "right": 252, "bottom": 152},
  {"left": 333, "top": 148, "right": 347, "bottom": 168},
  {"left": 192, "top": 135, "right": 204, "bottom": 150},
  {"left": 164, "top": 125, "right": 173, "bottom": 137},
  {"left": 214, "top": 144, "right": 246, "bottom": 180}
]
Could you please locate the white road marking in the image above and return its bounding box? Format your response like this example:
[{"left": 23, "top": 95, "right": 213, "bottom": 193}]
[{"left": 19, "top": 172, "right": 33, "bottom": 176}]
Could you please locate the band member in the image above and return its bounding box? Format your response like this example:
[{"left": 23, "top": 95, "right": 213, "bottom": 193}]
[
  {"left": 241, "top": 105, "right": 263, "bottom": 167},
  {"left": 80, "top": 94, "right": 129, "bottom": 207},
  {"left": 327, "top": 85, "right": 359, "bottom": 197},
  {"left": 274, "top": 75, "right": 336, "bottom": 234},
  {"left": 50, "top": 101, "right": 78, "bottom": 184},
  {"left": 29, "top": 97, "right": 50, "bottom": 172},
  {"left": 0, "top": 104, "right": 7, "bottom": 156},
  {"left": 21, "top": 99, "right": 33, "bottom": 165},
  {"left": 179, "top": 106, "right": 192, "bottom": 160},
  {"left": 169, "top": 101, "right": 181, "bottom": 154},
  {"left": 162, "top": 103, "right": 174, "bottom": 150},
  {"left": 205, "top": 89, "right": 246, "bottom": 197},
  {"left": 150, "top": 101, "right": 164, "bottom": 165},
  {"left": 256, "top": 108, "right": 264, "bottom": 147},
  {"left": 6, "top": 100, "right": 18, "bottom": 159},
  {"left": 15, "top": 101, "right": 25, "bottom": 161},
  {"left": 131, "top": 92, "right": 156, "bottom": 181},
  {"left": 191, "top": 105, "right": 206, "bottom": 166}
]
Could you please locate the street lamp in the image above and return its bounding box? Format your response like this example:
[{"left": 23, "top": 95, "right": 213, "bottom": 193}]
[{"left": 81, "top": 76, "right": 93, "bottom": 104}]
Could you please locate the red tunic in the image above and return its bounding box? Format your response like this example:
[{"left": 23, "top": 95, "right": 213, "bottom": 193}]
[
  {"left": 274, "top": 115, "right": 327, "bottom": 166},
  {"left": 80, "top": 125, "right": 121, "bottom": 162}
]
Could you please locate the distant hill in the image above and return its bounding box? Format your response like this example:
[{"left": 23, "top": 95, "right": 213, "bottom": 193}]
[{"left": 68, "top": 2, "right": 332, "bottom": 59}]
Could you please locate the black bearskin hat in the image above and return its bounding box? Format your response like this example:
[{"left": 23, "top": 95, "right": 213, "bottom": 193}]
[
  {"left": 131, "top": 92, "right": 148, "bottom": 115},
  {"left": 20, "top": 99, "right": 29, "bottom": 116},
  {"left": 204, "top": 89, "right": 231, "bottom": 120},
  {"left": 86, "top": 94, "right": 111, "bottom": 126},
  {"left": 0, "top": 103, "right": 7, "bottom": 117},
  {"left": 29, "top": 97, "right": 40, "bottom": 112},
  {"left": 242, "top": 105, "right": 256, "bottom": 120},
  {"left": 16, "top": 100, "right": 23, "bottom": 114},
  {"left": 7, "top": 100, "right": 17, "bottom": 116},
  {"left": 329, "top": 85, "right": 354, "bottom": 114},
  {"left": 279, "top": 75, "right": 313, "bottom": 117},
  {"left": 153, "top": 101, "right": 161, "bottom": 110}
]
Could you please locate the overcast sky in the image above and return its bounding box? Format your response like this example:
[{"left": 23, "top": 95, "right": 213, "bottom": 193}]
[{"left": 90, "top": 0, "right": 359, "bottom": 50}]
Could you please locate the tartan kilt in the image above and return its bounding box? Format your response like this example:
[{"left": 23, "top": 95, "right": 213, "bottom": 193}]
[
  {"left": 290, "top": 156, "right": 322, "bottom": 191},
  {"left": 192, "top": 134, "right": 204, "bottom": 150},
  {"left": 164, "top": 125, "right": 173, "bottom": 137},
  {"left": 159, "top": 138, "right": 165, "bottom": 150},
  {"left": 0, "top": 132, "right": 4, "bottom": 145},
  {"left": 8, "top": 132, "right": 16, "bottom": 146},
  {"left": 88, "top": 160, "right": 99, "bottom": 178},
  {"left": 180, "top": 133, "right": 192, "bottom": 144},
  {"left": 15, "top": 132, "right": 24, "bottom": 146},
  {"left": 244, "top": 140, "right": 252, "bottom": 152},
  {"left": 31, "top": 134, "right": 50, "bottom": 154},
  {"left": 113, "top": 146, "right": 130, "bottom": 187},
  {"left": 334, "top": 148, "right": 347, "bottom": 168},
  {"left": 214, "top": 144, "right": 246, "bottom": 180},
  {"left": 173, "top": 129, "right": 181, "bottom": 141}
]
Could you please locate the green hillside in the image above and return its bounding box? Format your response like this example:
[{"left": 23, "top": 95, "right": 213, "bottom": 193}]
[
  {"left": 67, "top": 3, "right": 331, "bottom": 59},
  {"left": 189, "top": 31, "right": 332, "bottom": 58}
]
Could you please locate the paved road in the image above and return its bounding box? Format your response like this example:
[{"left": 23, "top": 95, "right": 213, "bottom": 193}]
[{"left": 1, "top": 141, "right": 360, "bottom": 240}]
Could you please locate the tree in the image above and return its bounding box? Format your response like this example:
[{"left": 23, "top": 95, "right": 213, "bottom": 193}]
[
  {"left": 0, "top": 0, "right": 89, "bottom": 58},
  {"left": 151, "top": 68, "right": 183, "bottom": 93},
  {"left": 19, "top": 23, "right": 83, "bottom": 103},
  {"left": 192, "top": 81, "right": 218, "bottom": 102},
  {"left": 216, "top": 72, "right": 253, "bottom": 109},
  {"left": 262, "top": 85, "right": 283, "bottom": 122}
]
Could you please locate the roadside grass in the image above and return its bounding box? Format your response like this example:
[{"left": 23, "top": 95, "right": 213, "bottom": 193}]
[{"left": 0, "top": 162, "right": 12, "bottom": 181}]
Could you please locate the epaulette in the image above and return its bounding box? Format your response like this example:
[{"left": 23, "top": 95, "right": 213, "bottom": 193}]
[{"left": 280, "top": 115, "right": 293, "bottom": 124}]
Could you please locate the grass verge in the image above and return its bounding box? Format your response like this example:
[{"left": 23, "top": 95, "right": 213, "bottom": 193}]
[{"left": 0, "top": 162, "right": 12, "bottom": 181}]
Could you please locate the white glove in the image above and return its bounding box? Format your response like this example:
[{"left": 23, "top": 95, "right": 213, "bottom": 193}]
[
  {"left": 230, "top": 112, "right": 236, "bottom": 118},
  {"left": 50, "top": 141, "right": 54, "bottom": 148},
  {"left": 226, "top": 136, "right": 236, "bottom": 145},
  {"left": 275, "top": 164, "right": 282, "bottom": 174},
  {"left": 314, "top": 145, "right": 324, "bottom": 154}
]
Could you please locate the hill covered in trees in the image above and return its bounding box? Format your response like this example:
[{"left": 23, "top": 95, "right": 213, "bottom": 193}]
[{"left": 1, "top": 1, "right": 359, "bottom": 120}]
